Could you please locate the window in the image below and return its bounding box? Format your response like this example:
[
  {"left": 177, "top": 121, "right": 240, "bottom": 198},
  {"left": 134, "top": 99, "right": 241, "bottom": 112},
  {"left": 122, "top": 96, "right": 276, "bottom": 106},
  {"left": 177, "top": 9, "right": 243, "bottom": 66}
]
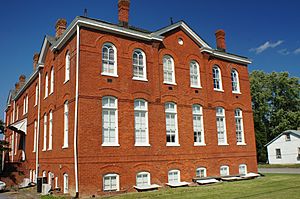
[
  {"left": 33, "top": 120, "right": 37, "bottom": 152},
  {"left": 239, "top": 164, "right": 247, "bottom": 175},
  {"left": 48, "top": 111, "right": 53, "bottom": 150},
  {"left": 16, "top": 105, "right": 19, "bottom": 120},
  {"left": 29, "top": 170, "right": 33, "bottom": 182},
  {"left": 55, "top": 177, "right": 59, "bottom": 189},
  {"left": 45, "top": 73, "right": 48, "bottom": 98},
  {"left": 285, "top": 134, "right": 291, "bottom": 141},
  {"left": 235, "top": 109, "right": 245, "bottom": 144},
  {"left": 168, "top": 169, "right": 180, "bottom": 183},
  {"left": 163, "top": 55, "right": 175, "bottom": 84},
  {"left": 212, "top": 66, "right": 222, "bottom": 90},
  {"left": 165, "top": 102, "right": 179, "bottom": 146},
  {"left": 133, "top": 49, "right": 147, "bottom": 80},
  {"left": 193, "top": 105, "right": 205, "bottom": 145},
  {"left": 190, "top": 61, "right": 201, "bottom": 88},
  {"left": 134, "top": 99, "right": 149, "bottom": 146},
  {"left": 231, "top": 69, "right": 240, "bottom": 93},
  {"left": 102, "top": 97, "right": 118, "bottom": 146},
  {"left": 23, "top": 97, "right": 26, "bottom": 115},
  {"left": 35, "top": 83, "right": 38, "bottom": 106},
  {"left": 298, "top": 147, "right": 300, "bottom": 160},
  {"left": 216, "top": 107, "right": 227, "bottom": 145},
  {"left": 63, "top": 101, "right": 69, "bottom": 148},
  {"left": 63, "top": 173, "right": 69, "bottom": 194},
  {"left": 136, "top": 172, "right": 150, "bottom": 187},
  {"left": 102, "top": 43, "right": 117, "bottom": 76},
  {"left": 276, "top": 148, "right": 281, "bottom": 159},
  {"left": 65, "top": 51, "right": 70, "bottom": 82},
  {"left": 220, "top": 165, "right": 229, "bottom": 176},
  {"left": 50, "top": 67, "right": 54, "bottom": 94},
  {"left": 103, "top": 174, "right": 119, "bottom": 191},
  {"left": 48, "top": 172, "right": 53, "bottom": 185},
  {"left": 43, "top": 114, "right": 47, "bottom": 151},
  {"left": 42, "top": 170, "right": 46, "bottom": 177},
  {"left": 26, "top": 95, "right": 28, "bottom": 113},
  {"left": 196, "top": 167, "right": 207, "bottom": 178}
]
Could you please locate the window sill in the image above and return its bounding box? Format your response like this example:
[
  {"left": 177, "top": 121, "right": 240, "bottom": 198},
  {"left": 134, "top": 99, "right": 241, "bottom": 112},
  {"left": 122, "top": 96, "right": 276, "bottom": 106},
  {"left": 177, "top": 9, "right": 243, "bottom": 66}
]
[
  {"left": 44, "top": 96, "right": 48, "bottom": 100},
  {"left": 134, "top": 143, "right": 151, "bottom": 147},
  {"left": 166, "top": 143, "right": 180, "bottom": 147},
  {"left": 163, "top": 81, "right": 177, "bottom": 85},
  {"left": 49, "top": 92, "right": 53, "bottom": 96},
  {"left": 101, "top": 72, "right": 118, "bottom": 78},
  {"left": 63, "top": 79, "right": 69, "bottom": 84},
  {"left": 34, "top": 104, "right": 37, "bottom": 107},
  {"left": 194, "top": 143, "right": 206, "bottom": 146},
  {"left": 48, "top": 148, "right": 52, "bottom": 151},
  {"left": 62, "top": 145, "right": 69, "bottom": 149},
  {"left": 214, "top": 89, "right": 224, "bottom": 92},
  {"left": 132, "top": 77, "right": 148, "bottom": 82},
  {"left": 237, "top": 143, "right": 247, "bottom": 146},
  {"left": 101, "top": 143, "right": 120, "bottom": 147},
  {"left": 232, "top": 91, "right": 241, "bottom": 94},
  {"left": 42, "top": 149, "right": 46, "bottom": 152},
  {"left": 191, "top": 85, "right": 202, "bottom": 89},
  {"left": 218, "top": 143, "right": 229, "bottom": 146}
]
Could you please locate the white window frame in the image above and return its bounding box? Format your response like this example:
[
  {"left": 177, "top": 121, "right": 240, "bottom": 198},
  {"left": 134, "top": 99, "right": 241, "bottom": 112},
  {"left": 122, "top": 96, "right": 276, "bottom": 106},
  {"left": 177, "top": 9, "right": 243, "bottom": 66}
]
[
  {"left": 102, "top": 97, "right": 119, "bottom": 146},
  {"left": 165, "top": 102, "right": 179, "bottom": 146},
  {"left": 48, "top": 110, "right": 53, "bottom": 150},
  {"left": 50, "top": 67, "right": 54, "bottom": 94},
  {"left": 101, "top": 43, "right": 118, "bottom": 77},
  {"left": 23, "top": 97, "right": 26, "bottom": 115},
  {"left": 220, "top": 165, "right": 229, "bottom": 176},
  {"left": 48, "top": 172, "right": 53, "bottom": 185},
  {"left": 44, "top": 73, "right": 48, "bottom": 98},
  {"left": 231, "top": 69, "right": 241, "bottom": 94},
  {"left": 163, "top": 55, "right": 176, "bottom": 85},
  {"left": 55, "top": 177, "right": 59, "bottom": 189},
  {"left": 216, "top": 107, "right": 228, "bottom": 145},
  {"left": 235, "top": 109, "right": 245, "bottom": 145},
  {"left": 33, "top": 120, "right": 37, "bottom": 152},
  {"left": 168, "top": 169, "right": 180, "bottom": 183},
  {"left": 193, "top": 104, "right": 205, "bottom": 146},
  {"left": 35, "top": 83, "right": 38, "bottom": 106},
  {"left": 63, "top": 173, "right": 69, "bottom": 194},
  {"left": 190, "top": 61, "right": 201, "bottom": 88},
  {"left": 196, "top": 167, "right": 207, "bottom": 178},
  {"left": 276, "top": 148, "right": 281, "bottom": 159},
  {"left": 43, "top": 114, "right": 47, "bottom": 151},
  {"left": 285, "top": 134, "right": 291, "bottom": 141},
  {"left": 25, "top": 95, "right": 28, "bottom": 113},
  {"left": 63, "top": 101, "right": 69, "bottom": 148},
  {"left": 136, "top": 171, "right": 151, "bottom": 187},
  {"left": 239, "top": 164, "right": 247, "bottom": 175},
  {"left": 132, "top": 49, "right": 147, "bottom": 81},
  {"left": 33, "top": 170, "right": 36, "bottom": 183},
  {"left": 29, "top": 170, "right": 33, "bottom": 182},
  {"left": 65, "top": 51, "right": 70, "bottom": 83},
  {"left": 212, "top": 66, "right": 223, "bottom": 91},
  {"left": 134, "top": 99, "right": 150, "bottom": 146},
  {"left": 103, "top": 173, "right": 120, "bottom": 192},
  {"left": 16, "top": 105, "right": 19, "bottom": 120}
]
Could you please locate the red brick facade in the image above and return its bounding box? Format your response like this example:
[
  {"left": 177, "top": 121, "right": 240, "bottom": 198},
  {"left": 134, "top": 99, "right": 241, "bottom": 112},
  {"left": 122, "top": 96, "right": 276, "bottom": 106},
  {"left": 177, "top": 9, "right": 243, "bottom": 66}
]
[{"left": 4, "top": 1, "right": 257, "bottom": 197}]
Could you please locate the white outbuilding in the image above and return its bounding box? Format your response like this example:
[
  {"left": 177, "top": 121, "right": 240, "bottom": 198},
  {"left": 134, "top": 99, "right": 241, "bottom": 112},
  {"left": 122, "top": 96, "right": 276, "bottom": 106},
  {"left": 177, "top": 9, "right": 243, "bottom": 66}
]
[{"left": 266, "top": 130, "right": 300, "bottom": 164}]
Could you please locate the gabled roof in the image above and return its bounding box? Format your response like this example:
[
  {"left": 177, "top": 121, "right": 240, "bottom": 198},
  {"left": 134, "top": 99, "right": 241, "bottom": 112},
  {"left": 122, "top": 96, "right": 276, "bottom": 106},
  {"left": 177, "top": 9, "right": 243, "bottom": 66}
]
[{"left": 265, "top": 130, "right": 300, "bottom": 147}]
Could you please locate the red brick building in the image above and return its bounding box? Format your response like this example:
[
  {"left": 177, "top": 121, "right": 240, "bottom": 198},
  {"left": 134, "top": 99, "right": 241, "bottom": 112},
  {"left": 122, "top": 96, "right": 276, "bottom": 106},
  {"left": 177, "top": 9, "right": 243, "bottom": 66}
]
[{"left": 4, "top": 0, "right": 257, "bottom": 197}]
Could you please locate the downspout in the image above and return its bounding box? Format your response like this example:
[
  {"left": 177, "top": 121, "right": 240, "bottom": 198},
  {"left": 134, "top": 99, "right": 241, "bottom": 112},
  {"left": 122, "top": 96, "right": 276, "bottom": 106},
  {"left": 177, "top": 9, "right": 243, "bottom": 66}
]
[
  {"left": 36, "top": 70, "right": 41, "bottom": 182},
  {"left": 2, "top": 111, "right": 6, "bottom": 171},
  {"left": 73, "top": 24, "right": 80, "bottom": 197}
]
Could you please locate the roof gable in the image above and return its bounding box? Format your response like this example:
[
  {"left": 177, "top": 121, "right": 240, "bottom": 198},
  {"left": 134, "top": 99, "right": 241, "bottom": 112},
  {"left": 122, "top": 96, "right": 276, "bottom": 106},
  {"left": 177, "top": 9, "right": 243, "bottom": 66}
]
[{"left": 265, "top": 130, "right": 300, "bottom": 147}]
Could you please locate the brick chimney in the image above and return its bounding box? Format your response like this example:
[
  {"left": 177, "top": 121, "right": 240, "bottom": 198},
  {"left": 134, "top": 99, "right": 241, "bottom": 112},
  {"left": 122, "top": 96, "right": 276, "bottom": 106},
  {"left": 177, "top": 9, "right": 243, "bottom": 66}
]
[
  {"left": 55, "top": 18, "right": 67, "bottom": 39},
  {"left": 215, "top": 29, "right": 226, "bottom": 51},
  {"left": 33, "top": 53, "right": 39, "bottom": 71},
  {"left": 15, "top": 83, "right": 20, "bottom": 92},
  {"left": 19, "top": 75, "right": 26, "bottom": 88},
  {"left": 118, "top": 0, "right": 130, "bottom": 27}
]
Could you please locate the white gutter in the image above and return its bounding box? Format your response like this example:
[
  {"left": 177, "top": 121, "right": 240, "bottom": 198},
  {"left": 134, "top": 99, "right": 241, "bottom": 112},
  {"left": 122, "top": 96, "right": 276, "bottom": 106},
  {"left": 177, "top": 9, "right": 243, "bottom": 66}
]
[
  {"left": 36, "top": 71, "right": 41, "bottom": 182},
  {"left": 73, "top": 24, "right": 80, "bottom": 197}
]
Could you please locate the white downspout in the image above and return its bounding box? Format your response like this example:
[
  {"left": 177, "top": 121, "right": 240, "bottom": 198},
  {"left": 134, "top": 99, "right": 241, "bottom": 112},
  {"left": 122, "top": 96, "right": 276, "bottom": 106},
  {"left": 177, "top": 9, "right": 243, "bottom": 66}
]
[
  {"left": 36, "top": 71, "right": 41, "bottom": 182},
  {"left": 73, "top": 24, "right": 80, "bottom": 197}
]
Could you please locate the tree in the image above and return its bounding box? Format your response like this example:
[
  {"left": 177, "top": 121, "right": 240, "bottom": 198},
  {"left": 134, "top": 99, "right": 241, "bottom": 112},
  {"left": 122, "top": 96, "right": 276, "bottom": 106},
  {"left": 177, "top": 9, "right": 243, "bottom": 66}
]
[
  {"left": 250, "top": 71, "right": 300, "bottom": 163},
  {"left": 0, "top": 119, "right": 9, "bottom": 152}
]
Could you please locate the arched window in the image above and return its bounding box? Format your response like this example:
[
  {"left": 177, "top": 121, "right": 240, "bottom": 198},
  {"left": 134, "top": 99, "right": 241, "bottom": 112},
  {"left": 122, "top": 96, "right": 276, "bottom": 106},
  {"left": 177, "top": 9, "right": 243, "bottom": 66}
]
[
  {"left": 190, "top": 61, "right": 201, "bottom": 87},
  {"left": 220, "top": 165, "right": 229, "bottom": 176},
  {"left": 29, "top": 170, "right": 33, "bottom": 182},
  {"left": 239, "top": 164, "right": 247, "bottom": 175},
  {"left": 168, "top": 169, "right": 180, "bottom": 183},
  {"left": 134, "top": 99, "right": 149, "bottom": 146},
  {"left": 196, "top": 167, "right": 207, "bottom": 178},
  {"left": 193, "top": 104, "right": 205, "bottom": 145},
  {"left": 235, "top": 109, "right": 245, "bottom": 144},
  {"left": 50, "top": 67, "right": 54, "bottom": 94},
  {"left": 63, "top": 101, "right": 69, "bottom": 148},
  {"left": 231, "top": 69, "right": 240, "bottom": 93},
  {"left": 48, "top": 110, "right": 53, "bottom": 150},
  {"left": 102, "top": 96, "right": 118, "bottom": 146},
  {"left": 212, "top": 66, "right": 222, "bottom": 90},
  {"left": 45, "top": 73, "right": 48, "bottom": 98},
  {"left": 33, "top": 120, "right": 37, "bottom": 152},
  {"left": 48, "top": 171, "right": 53, "bottom": 185},
  {"left": 216, "top": 107, "right": 227, "bottom": 145},
  {"left": 33, "top": 170, "right": 36, "bottom": 183},
  {"left": 43, "top": 113, "right": 47, "bottom": 151},
  {"left": 165, "top": 102, "right": 179, "bottom": 145},
  {"left": 163, "top": 55, "right": 175, "bottom": 84},
  {"left": 136, "top": 171, "right": 150, "bottom": 187},
  {"left": 103, "top": 173, "right": 119, "bottom": 191},
  {"left": 35, "top": 83, "right": 38, "bottom": 106},
  {"left": 133, "top": 49, "right": 147, "bottom": 80},
  {"left": 42, "top": 170, "right": 47, "bottom": 177},
  {"left": 65, "top": 51, "right": 70, "bottom": 82},
  {"left": 63, "top": 173, "right": 69, "bottom": 193},
  {"left": 102, "top": 43, "right": 117, "bottom": 76}
]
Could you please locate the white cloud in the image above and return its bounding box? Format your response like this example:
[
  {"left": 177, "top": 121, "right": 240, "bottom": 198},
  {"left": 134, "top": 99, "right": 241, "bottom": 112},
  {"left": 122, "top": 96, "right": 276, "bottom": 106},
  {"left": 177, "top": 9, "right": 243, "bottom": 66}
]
[
  {"left": 293, "top": 48, "right": 300, "bottom": 54},
  {"left": 278, "top": 48, "right": 290, "bottom": 55},
  {"left": 250, "top": 40, "right": 283, "bottom": 54}
]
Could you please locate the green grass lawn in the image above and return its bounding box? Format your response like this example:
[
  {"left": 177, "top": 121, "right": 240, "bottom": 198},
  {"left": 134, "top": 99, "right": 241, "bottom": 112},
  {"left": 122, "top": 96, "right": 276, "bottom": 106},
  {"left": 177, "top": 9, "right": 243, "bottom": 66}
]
[
  {"left": 258, "top": 164, "right": 300, "bottom": 168},
  {"left": 99, "top": 174, "right": 300, "bottom": 199}
]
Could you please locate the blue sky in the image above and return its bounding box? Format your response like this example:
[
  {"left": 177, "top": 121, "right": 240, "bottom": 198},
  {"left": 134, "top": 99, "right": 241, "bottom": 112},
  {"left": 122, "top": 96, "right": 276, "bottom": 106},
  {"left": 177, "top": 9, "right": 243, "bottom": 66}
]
[{"left": 0, "top": 0, "right": 300, "bottom": 121}]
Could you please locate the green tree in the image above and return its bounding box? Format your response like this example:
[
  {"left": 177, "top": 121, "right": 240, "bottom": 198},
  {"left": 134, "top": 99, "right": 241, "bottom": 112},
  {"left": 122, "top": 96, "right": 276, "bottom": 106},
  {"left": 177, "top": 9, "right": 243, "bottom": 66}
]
[
  {"left": 250, "top": 71, "right": 300, "bottom": 163},
  {"left": 0, "top": 119, "right": 9, "bottom": 152}
]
